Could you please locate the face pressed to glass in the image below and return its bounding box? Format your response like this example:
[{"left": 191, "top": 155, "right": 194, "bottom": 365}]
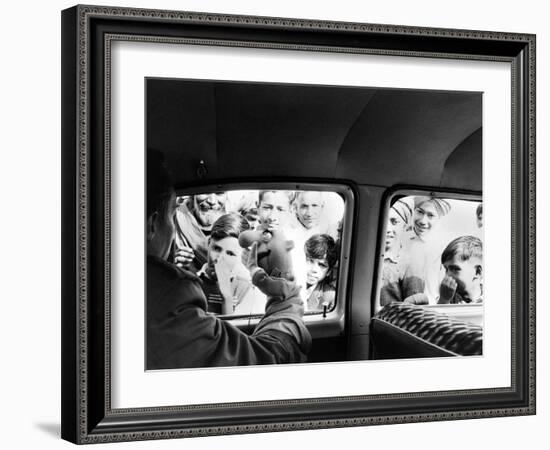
[
  {"left": 443, "top": 255, "right": 483, "bottom": 301},
  {"left": 413, "top": 201, "right": 439, "bottom": 239},
  {"left": 193, "top": 193, "right": 227, "bottom": 230},
  {"left": 295, "top": 192, "right": 324, "bottom": 230},
  {"left": 207, "top": 236, "right": 243, "bottom": 270},
  {"left": 305, "top": 256, "right": 330, "bottom": 286},
  {"left": 385, "top": 208, "right": 406, "bottom": 252},
  {"left": 258, "top": 191, "right": 291, "bottom": 231}
]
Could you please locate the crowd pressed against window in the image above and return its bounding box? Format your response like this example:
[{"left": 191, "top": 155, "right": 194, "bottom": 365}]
[
  {"left": 171, "top": 189, "right": 345, "bottom": 317},
  {"left": 378, "top": 195, "right": 483, "bottom": 310},
  {"left": 168, "top": 189, "right": 482, "bottom": 317}
]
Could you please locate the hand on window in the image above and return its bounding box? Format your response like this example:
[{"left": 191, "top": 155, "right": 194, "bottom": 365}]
[{"left": 174, "top": 245, "right": 194, "bottom": 269}]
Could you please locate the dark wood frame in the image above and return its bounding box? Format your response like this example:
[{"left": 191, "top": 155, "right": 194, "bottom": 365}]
[{"left": 61, "top": 4, "right": 536, "bottom": 444}]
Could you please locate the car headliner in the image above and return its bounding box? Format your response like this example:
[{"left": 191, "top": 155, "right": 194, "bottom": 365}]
[{"left": 147, "top": 78, "right": 482, "bottom": 192}]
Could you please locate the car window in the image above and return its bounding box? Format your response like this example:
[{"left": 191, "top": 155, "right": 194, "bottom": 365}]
[
  {"left": 172, "top": 188, "right": 346, "bottom": 318},
  {"left": 375, "top": 194, "right": 483, "bottom": 314}
]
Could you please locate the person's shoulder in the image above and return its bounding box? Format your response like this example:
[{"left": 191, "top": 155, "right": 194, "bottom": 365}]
[
  {"left": 148, "top": 255, "right": 200, "bottom": 283},
  {"left": 175, "top": 202, "right": 195, "bottom": 226},
  {"left": 147, "top": 256, "right": 208, "bottom": 311}
]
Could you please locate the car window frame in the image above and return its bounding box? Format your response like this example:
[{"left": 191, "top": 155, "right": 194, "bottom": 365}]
[
  {"left": 174, "top": 181, "right": 357, "bottom": 338},
  {"left": 373, "top": 187, "right": 483, "bottom": 315}
]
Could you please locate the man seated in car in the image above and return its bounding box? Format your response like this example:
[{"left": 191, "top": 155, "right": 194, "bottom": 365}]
[
  {"left": 173, "top": 191, "right": 227, "bottom": 273},
  {"left": 146, "top": 151, "right": 310, "bottom": 369}
]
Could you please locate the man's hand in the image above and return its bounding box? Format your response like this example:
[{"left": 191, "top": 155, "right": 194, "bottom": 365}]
[
  {"left": 438, "top": 275, "right": 457, "bottom": 304},
  {"left": 174, "top": 245, "right": 194, "bottom": 269}
]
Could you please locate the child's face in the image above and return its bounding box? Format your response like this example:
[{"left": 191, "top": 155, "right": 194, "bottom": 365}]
[
  {"left": 413, "top": 201, "right": 439, "bottom": 239},
  {"left": 259, "top": 192, "right": 291, "bottom": 231},
  {"left": 443, "top": 255, "right": 483, "bottom": 301},
  {"left": 207, "top": 236, "right": 243, "bottom": 270},
  {"left": 306, "top": 256, "right": 330, "bottom": 286}
]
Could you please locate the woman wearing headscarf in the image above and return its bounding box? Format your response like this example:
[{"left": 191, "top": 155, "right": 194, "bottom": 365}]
[
  {"left": 398, "top": 196, "right": 451, "bottom": 304},
  {"left": 379, "top": 199, "right": 413, "bottom": 306}
]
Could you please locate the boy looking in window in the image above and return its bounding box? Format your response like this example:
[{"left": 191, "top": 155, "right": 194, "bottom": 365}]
[
  {"left": 303, "top": 234, "right": 338, "bottom": 312},
  {"left": 198, "top": 212, "right": 266, "bottom": 315},
  {"left": 438, "top": 235, "right": 483, "bottom": 304},
  {"left": 258, "top": 190, "right": 310, "bottom": 289},
  {"left": 258, "top": 190, "right": 294, "bottom": 232}
]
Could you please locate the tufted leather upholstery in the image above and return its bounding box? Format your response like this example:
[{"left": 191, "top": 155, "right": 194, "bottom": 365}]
[{"left": 370, "top": 303, "right": 483, "bottom": 359}]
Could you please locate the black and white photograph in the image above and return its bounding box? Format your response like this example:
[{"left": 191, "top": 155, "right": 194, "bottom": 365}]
[
  {"left": 146, "top": 78, "right": 483, "bottom": 370},
  {"left": 55, "top": 2, "right": 538, "bottom": 445}
]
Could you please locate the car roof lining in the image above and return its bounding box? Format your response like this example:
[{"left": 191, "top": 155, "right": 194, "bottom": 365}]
[{"left": 147, "top": 78, "right": 482, "bottom": 191}]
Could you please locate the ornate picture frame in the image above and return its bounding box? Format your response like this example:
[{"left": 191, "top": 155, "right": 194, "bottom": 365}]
[{"left": 61, "top": 4, "right": 535, "bottom": 444}]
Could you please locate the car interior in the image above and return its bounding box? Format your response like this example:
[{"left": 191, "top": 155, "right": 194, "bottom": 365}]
[{"left": 147, "top": 77, "right": 483, "bottom": 364}]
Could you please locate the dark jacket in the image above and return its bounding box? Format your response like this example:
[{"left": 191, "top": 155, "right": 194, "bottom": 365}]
[{"left": 146, "top": 256, "right": 311, "bottom": 369}]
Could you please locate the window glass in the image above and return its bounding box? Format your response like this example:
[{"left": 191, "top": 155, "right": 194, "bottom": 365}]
[
  {"left": 172, "top": 189, "right": 346, "bottom": 317},
  {"left": 376, "top": 194, "right": 483, "bottom": 312}
]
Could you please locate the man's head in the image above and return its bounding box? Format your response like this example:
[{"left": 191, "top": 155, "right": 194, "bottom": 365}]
[
  {"left": 236, "top": 193, "right": 260, "bottom": 230},
  {"left": 476, "top": 203, "right": 483, "bottom": 228},
  {"left": 441, "top": 235, "right": 483, "bottom": 301},
  {"left": 385, "top": 199, "right": 412, "bottom": 252},
  {"left": 258, "top": 190, "right": 294, "bottom": 231},
  {"left": 147, "top": 150, "right": 177, "bottom": 260},
  {"left": 304, "top": 234, "right": 338, "bottom": 287},
  {"left": 295, "top": 191, "right": 324, "bottom": 230},
  {"left": 207, "top": 212, "right": 250, "bottom": 270},
  {"left": 413, "top": 196, "right": 450, "bottom": 240},
  {"left": 191, "top": 192, "right": 227, "bottom": 231},
  {"left": 241, "top": 207, "right": 260, "bottom": 230}
]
